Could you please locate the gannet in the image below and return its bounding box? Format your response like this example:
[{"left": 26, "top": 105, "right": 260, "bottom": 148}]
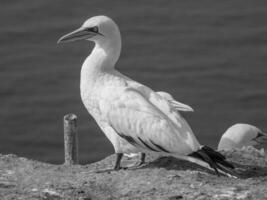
[
  {"left": 218, "top": 123, "right": 267, "bottom": 151},
  {"left": 58, "top": 15, "right": 236, "bottom": 176}
]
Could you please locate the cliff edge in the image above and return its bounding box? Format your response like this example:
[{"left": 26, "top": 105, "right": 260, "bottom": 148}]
[{"left": 1, "top": 147, "right": 267, "bottom": 200}]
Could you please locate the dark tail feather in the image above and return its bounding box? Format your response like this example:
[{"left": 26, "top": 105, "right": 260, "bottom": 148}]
[
  {"left": 188, "top": 146, "right": 237, "bottom": 177},
  {"left": 201, "top": 146, "right": 234, "bottom": 169}
]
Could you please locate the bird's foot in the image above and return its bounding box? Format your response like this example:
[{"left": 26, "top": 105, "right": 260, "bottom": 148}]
[
  {"left": 124, "top": 161, "right": 147, "bottom": 170},
  {"left": 139, "top": 153, "right": 146, "bottom": 166},
  {"left": 114, "top": 165, "right": 128, "bottom": 171},
  {"left": 96, "top": 153, "right": 125, "bottom": 173},
  {"left": 138, "top": 160, "right": 146, "bottom": 166},
  {"left": 96, "top": 153, "right": 146, "bottom": 173},
  {"left": 124, "top": 153, "right": 146, "bottom": 169}
]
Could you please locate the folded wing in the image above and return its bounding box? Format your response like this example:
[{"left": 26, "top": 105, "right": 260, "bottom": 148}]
[{"left": 100, "top": 87, "right": 200, "bottom": 156}]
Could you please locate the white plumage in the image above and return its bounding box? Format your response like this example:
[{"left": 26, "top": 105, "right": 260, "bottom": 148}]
[
  {"left": 218, "top": 123, "right": 267, "bottom": 151},
  {"left": 58, "top": 15, "right": 236, "bottom": 176},
  {"left": 156, "top": 91, "right": 194, "bottom": 112}
]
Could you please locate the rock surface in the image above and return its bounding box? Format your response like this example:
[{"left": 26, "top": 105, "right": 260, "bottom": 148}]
[{"left": 1, "top": 147, "right": 267, "bottom": 200}]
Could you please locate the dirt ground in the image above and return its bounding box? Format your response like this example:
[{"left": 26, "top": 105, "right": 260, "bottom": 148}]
[{"left": 1, "top": 147, "right": 267, "bottom": 200}]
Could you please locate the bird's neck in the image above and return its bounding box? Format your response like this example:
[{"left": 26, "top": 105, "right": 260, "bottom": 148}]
[
  {"left": 81, "top": 36, "right": 121, "bottom": 74},
  {"left": 80, "top": 37, "right": 121, "bottom": 89}
]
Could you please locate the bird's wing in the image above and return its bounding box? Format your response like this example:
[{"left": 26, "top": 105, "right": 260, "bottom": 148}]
[
  {"left": 156, "top": 91, "right": 194, "bottom": 112},
  {"left": 99, "top": 86, "right": 200, "bottom": 155}
]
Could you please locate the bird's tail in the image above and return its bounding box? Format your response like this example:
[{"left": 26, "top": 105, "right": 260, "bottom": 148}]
[{"left": 176, "top": 146, "right": 238, "bottom": 178}]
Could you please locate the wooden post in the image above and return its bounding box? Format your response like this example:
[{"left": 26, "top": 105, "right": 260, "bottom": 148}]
[{"left": 64, "top": 113, "right": 78, "bottom": 165}]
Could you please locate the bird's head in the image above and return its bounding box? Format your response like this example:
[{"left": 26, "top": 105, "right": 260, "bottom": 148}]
[
  {"left": 218, "top": 123, "right": 267, "bottom": 150},
  {"left": 57, "top": 15, "right": 121, "bottom": 46}
]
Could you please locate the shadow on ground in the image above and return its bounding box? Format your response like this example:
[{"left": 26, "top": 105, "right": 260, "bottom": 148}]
[{"left": 140, "top": 156, "right": 267, "bottom": 178}]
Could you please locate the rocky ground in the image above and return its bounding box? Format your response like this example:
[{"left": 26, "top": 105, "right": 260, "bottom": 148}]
[{"left": 1, "top": 147, "right": 267, "bottom": 200}]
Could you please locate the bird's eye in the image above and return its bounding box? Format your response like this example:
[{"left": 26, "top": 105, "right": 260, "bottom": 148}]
[
  {"left": 89, "top": 26, "right": 99, "bottom": 33},
  {"left": 257, "top": 132, "right": 264, "bottom": 138}
]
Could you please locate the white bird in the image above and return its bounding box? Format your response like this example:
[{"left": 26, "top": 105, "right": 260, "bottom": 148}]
[
  {"left": 58, "top": 15, "right": 235, "bottom": 176},
  {"left": 218, "top": 123, "right": 267, "bottom": 151}
]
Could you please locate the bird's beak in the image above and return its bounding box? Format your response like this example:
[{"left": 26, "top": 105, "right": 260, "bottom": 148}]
[
  {"left": 254, "top": 132, "right": 267, "bottom": 144},
  {"left": 57, "top": 27, "right": 97, "bottom": 44}
]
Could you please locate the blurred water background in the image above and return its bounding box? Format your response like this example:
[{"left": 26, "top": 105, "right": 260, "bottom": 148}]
[{"left": 0, "top": 0, "right": 267, "bottom": 164}]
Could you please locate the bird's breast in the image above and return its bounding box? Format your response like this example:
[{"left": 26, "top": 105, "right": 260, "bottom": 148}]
[{"left": 80, "top": 72, "right": 126, "bottom": 118}]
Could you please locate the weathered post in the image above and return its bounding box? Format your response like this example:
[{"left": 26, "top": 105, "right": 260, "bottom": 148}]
[{"left": 63, "top": 113, "right": 78, "bottom": 165}]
